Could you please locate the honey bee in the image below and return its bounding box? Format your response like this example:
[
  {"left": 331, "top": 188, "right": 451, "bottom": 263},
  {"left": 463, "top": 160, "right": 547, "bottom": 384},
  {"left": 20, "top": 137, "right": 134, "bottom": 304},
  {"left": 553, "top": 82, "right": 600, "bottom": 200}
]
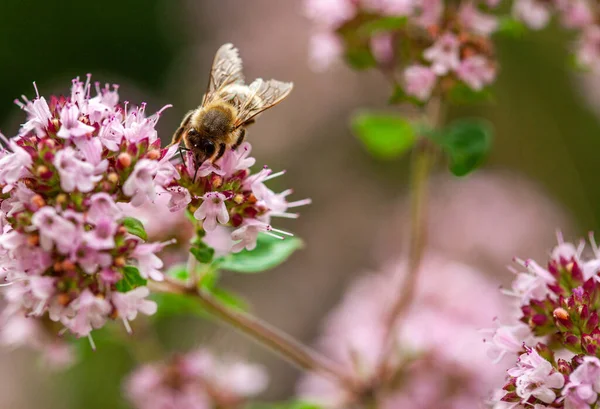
[{"left": 170, "top": 43, "right": 293, "bottom": 171}]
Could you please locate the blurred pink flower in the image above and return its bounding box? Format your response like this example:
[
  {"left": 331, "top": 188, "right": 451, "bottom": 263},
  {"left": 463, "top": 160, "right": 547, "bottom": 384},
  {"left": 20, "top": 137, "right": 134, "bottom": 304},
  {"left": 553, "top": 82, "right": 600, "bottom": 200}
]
[
  {"left": 404, "top": 65, "right": 437, "bottom": 101},
  {"left": 455, "top": 55, "right": 496, "bottom": 91},
  {"left": 423, "top": 33, "right": 461, "bottom": 75},
  {"left": 125, "top": 348, "right": 268, "bottom": 409},
  {"left": 513, "top": 0, "right": 552, "bottom": 30},
  {"left": 297, "top": 254, "right": 510, "bottom": 408}
]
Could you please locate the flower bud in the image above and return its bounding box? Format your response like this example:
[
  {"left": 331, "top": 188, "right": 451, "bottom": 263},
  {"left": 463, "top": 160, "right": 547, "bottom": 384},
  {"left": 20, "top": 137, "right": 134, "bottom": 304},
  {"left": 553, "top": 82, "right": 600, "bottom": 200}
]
[
  {"left": 118, "top": 152, "right": 132, "bottom": 169},
  {"left": 146, "top": 149, "right": 160, "bottom": 160}
]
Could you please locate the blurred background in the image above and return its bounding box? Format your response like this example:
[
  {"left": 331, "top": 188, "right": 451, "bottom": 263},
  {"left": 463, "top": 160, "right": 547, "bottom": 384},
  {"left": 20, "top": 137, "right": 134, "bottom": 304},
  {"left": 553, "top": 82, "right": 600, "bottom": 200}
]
[{"left": 0, "top": 1, "right": 598, "bottom": 408}]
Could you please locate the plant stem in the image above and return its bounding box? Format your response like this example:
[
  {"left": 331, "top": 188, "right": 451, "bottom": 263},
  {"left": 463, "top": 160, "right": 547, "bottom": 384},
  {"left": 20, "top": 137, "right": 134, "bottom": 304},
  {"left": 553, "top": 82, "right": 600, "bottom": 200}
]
[
  {"left": 149, "top": 271, "right": 359, "bottom": 391},
  {"left": 374, "top": 100, "right": 441, "bottom": 381}
]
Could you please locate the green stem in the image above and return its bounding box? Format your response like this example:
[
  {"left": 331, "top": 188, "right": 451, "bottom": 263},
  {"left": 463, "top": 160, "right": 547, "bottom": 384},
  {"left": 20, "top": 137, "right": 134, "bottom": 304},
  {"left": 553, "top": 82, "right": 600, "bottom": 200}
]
[
  {"left": 374, "top": 99, "right": 441, "bottom": 382},
  {"left": 149, "top": 272, "right": 359, "bottom": 391}
]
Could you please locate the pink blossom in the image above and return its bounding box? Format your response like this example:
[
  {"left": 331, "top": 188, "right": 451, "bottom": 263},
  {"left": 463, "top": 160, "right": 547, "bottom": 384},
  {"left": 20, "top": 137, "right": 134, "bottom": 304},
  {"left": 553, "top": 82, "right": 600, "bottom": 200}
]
[
  {"left": 65, "top": 289, "right": 112, "bottom": 337},
  {"left": 53, "top": 147, "right": 101, "bottom": 193},
  {"left": 423, "top": 33, "right": 461, "bottom": 75},
  {"left": 309, "top": 32, "right": 344, "bottom": 72},
  {"left": 165, "top": 187, "right": 192, "bottom": 212},
  {"left": 508, "top": 348, "right": 564, "bottom": 403},
  {"left": 31, "top": 207, "right": 79, "bottom": 253},
  {"left": 131, "top": 242, "right": 168, "bottom": 281},
  {"left": 97, "top": 115, "right": 125, "bottom": 151},
  {"left": 557, "top": 0, "right": 593, "bottom": 29},
  {"left": 459, "top": 2, "right": 499, "bottom": 36},
  {"left": 123, "top": 159, "right": 159, "bottom": 206},
  {"left": 304, "top": 0, "right": 356, "bottom": 28},
  {"left": 456, "top": 56, "right": 496, "bottom": 91},
  {"left": 87, "top": 192, "right": 123, "bottom": 224},
  {"left": 370, "top": 34, "right": 394, "bottom": 64},
  {"left": 112, "top": 287, "right": 157, "bottom": 321},
  {"left": 484, "top": 322, "right": 533, "bottom": 364},
  {"left": 563, "top": 357, "right": 600, "bottom": 409},
  {"left": 194, "top": 192, "right": 230, "bottom": 231},
  {"left": 416, "top": 0, "right": 443, "bottom": 27},
  {"left": 578, "top": 26, "right": 600, "bottom": 73},
  {"left": 231, "top": 220, "right": 272, "bottom": 252},
  {"left": 0, "top": 142, "right": 32, "bottom": 185},
  {"left": 513, "top": 0, "right": 552, "bottom": 30},
  {"left": 56, "top": 103, "right": 95, "bottom": 140},
  {"left": 85, "top": 217, "right": 117, "bottom": 250},
  {"left": 17, "top": 96, "right": 52, "bottom": 136},
  {"left": 404, "top": 64, "right": 437, "bottom": 101},
  {"left": 217, "top": 142, "right": 256, "bottom": 176}
]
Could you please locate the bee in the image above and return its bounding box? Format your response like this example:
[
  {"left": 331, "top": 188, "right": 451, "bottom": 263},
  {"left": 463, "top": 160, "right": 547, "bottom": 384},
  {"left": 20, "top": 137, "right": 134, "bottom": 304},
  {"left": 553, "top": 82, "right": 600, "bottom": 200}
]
[{"left": 170, "top": 43, "right": 293, "bottom": 172}]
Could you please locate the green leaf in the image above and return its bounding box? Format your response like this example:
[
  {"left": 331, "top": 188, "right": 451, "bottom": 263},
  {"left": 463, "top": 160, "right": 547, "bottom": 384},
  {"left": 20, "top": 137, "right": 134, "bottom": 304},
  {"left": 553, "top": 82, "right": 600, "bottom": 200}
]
[
  {"left": 351, "top": 112, "right": 416, "bottom": 160},
  {"left": 358, "top": 16, "right": 407, "bottom": 36},
  {"left": 344, "top": 47, "right": 377, "bottom": 70},
  {"left": 495, "top": 17, "right": 527, "bottom": 38},
  {"left": 166, "top": 263, "right": 189, "bottom": 281},
  {"left": 150, "top": 292, "right": 209, "bottom": 319},
  {"left": 190, "top": 241, "right": 215, "bottom": 264},
  {"left": 448, "top": 83, "right": 494, "bottom": 105},
  {"left": 121, "top": 217, "right": 148, "bottom": 241},
  {"left": 217, "top": 234, "right": 303, "bottom": 274},
  {"left": 115, "top": 266, "right": 147, "bottom": 292},
  {"left": 431, "top": 119, "right": 493, "bottom": 177}
]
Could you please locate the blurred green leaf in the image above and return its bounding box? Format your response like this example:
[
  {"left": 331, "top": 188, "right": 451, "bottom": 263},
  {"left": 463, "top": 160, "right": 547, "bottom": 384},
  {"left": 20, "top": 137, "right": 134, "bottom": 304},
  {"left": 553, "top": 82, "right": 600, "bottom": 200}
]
[
  {"left": 388, "top": 85, "right": 425, "bottom": 106},
  {"left": 216, "top": 234, "right": 303, "bottom": 274},
  {"left": 358, "top": 16, "right": 407, "bottom": 36},
  {"left": 430, "top": 119, "right": 493, "bottom": 177},
  {"left": 166, "top": 263, "right": 189, "bottom": 281},
  {"left": 211, "top": 287, "right": 249, "bottom": 311},
  {"left": 344, "top": 47, "right": 377, "bottom": 70},
  {"left": 115, "top": 266, "right": 146, "bottom": 292},
  {"left": 448, "top": 83, "right": 494, "bottom": 105},
  {"left": 121, "top": 217, "right": 147, "bottom": 241},
  {"left": 352, "top": 112, "right": 416, "bottom": 160},
  {"left": 190, "top": 241, "right": 215, "bottom": 264},
  {"left": 151, "top": 292, "right": 209, "bottom": 319},
  {"left": 496, "top": 17, "right": 527, "bottom": 38}
]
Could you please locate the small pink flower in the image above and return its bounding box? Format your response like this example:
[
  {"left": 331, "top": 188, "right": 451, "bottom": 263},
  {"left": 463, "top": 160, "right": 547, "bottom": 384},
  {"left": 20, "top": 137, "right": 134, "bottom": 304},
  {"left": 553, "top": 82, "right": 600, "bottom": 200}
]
[
  {"left": 54, "top": 147, "right": 101, "bottom": 193},
  {"left": 484, "top": 322, "right": 533, "bottom": 364},
  {"left": 563, "top": 357, "right": 600, "bottom": 409},
  {"left": 423, "top": 33, "right": 461, "bottom": 75},
  {"left": 65, "top": 289, "right": 112, "bottom": 337},
  {"left": 0, "top": 142, "right": 32, "bottom": 185},
  {"left": 557, "top": 0, "right": 593, "bottom": 29},
  {"left": 231, "top": 219, "right": 271, "bottom": 252},
  {"left": 304, "top": 0, "right": 356, "bottom": 28},
  {"left": 56, "top": 103, "right": 95, "bottom": 140},
  {"left": 456, "top": 56, "right": 496, "bottom": 91},
  {"left": 123, "top": 159, "right": 159, "bottom": 206},
  {"left": 98, "top": 115, "right": 125, "bottom": 151},
  {"left": 577, "top": 26, "right": 600, "bottom": 73},
  {"left": 404, "top": 64, "right": 437, "bottom": 101},
  {"left": 416, "top": 0, "right": 444, "bottom": 27},
  {"left": 88, "top": 192, "right": 123, "bottom": 224},
  {"left": 309, "top": 32, "right": 344, "bottom": 72},
  {"left": 370, "top": 34, "right": 394, "bottom": 64},
  {"left": 18, "top": 97, "right": 52, "bottom": 136},
  {"left": 112, "top": 287, "right": 157, "bottom": 321},
  {"left": 165, "top": 187, "right": 192, "bottom": 212},
  {"left": 131, "top": 242, "right": 168, "bottom": 281},
  {"left": 513, "top": 0, "right": 551, "bottom": 30},
  {"left": 31, "top": 207, "right": 79, "bottom": 253},
  {"left": 508, "top": 348, "right": 565, "bottom": 403},
  {"left": 194, "top": 192, "right": 229, "bottom": 232},
  {"left": 217, "top": 142, "right": 256, "bottom": 176},
  {"left": 459, "top": 2, "right": 499, "bottom": 36},
  {"left": 85, "top": 217, "right": 117, "bottom": 250}
]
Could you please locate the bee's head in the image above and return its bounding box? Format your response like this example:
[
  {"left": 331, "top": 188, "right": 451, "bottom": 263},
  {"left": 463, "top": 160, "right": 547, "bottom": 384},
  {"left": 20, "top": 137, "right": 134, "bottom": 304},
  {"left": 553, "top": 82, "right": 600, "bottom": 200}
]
[{"left": 187, "top": 128, "right": 216, "bottom": 164}]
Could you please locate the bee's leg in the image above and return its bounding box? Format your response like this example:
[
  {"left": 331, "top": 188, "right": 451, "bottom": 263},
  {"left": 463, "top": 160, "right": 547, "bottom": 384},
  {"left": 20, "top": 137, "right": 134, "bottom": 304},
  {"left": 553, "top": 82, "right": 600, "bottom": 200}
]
[
  {"left": 232, "top": 128, "right": 246, "bottom": 151},
  {"left": 193, "top": 165, "right": 200, "bottom": 183},
  {"left": 214, "top": 143, "right": 227, "bottom": 162}
]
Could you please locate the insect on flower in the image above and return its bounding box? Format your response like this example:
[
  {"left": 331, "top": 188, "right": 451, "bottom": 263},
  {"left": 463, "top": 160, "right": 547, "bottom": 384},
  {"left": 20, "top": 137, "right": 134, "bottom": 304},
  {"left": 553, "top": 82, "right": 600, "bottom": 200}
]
[{"left": 169, "top": 43, "right": 294, "bottom": 179}]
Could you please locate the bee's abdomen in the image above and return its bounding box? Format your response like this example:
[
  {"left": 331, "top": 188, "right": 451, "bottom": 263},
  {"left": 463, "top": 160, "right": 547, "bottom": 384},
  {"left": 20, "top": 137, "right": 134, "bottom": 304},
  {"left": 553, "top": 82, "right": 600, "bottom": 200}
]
[{"left": 198, "top": 106, "right": 234, "bottom": 137}]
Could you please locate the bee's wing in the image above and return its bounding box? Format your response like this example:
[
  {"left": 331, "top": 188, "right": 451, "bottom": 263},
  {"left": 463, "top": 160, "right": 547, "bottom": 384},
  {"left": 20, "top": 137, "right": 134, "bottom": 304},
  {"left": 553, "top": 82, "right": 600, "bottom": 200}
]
[
  {"left": 203, "top": 43, "right": 245, "bottom": 105},
  {"left": 231, "top": 79, "right": 293, "bottom": 128}
]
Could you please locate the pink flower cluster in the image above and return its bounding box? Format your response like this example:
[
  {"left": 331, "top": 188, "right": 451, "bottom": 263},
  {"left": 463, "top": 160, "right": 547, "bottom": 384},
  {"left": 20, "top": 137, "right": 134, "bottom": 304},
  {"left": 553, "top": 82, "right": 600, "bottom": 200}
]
[
  {"left": 125, "top": 348, "right": 269, "bottom": 409},
  {"left": 306, "top": 0, "right": 600, "bottom": 102},
  {"left": 162, "top": 142, "right": 310, "bottom": 253},
  {"left": 306, "top": 0, "right": 499, "bottom": 100},
  {"left": 297, "top": 255, "right": 508, "bottom": 409},
  {"left": 0, "top": 76, "right": 179, "bottom": 346},
  {"left": 488, "top": 234, "right": 600, "bottom": 409}
]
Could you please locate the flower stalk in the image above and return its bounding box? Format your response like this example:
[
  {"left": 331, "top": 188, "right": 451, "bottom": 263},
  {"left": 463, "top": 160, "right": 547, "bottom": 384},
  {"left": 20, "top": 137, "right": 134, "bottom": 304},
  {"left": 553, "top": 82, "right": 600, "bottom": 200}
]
[{"left": 149, "top": 262, "right": 360, "bottom": 391}]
